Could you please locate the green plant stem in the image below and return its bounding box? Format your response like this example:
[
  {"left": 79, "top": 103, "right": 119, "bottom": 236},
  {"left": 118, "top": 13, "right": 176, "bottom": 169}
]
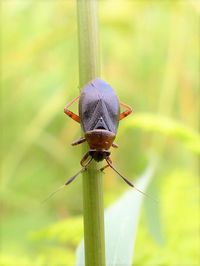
[{"left": 77, "top": 1, "right": 106, "bottom": 266}]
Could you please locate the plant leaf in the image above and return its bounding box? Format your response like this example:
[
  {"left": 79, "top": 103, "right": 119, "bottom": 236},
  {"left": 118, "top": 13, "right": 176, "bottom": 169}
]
[
  {"left": 76, "top": 161, "right": 155, "bottom": 266},
  {"left": 144, "top": 181, "right": 164, "bottom": 245}
]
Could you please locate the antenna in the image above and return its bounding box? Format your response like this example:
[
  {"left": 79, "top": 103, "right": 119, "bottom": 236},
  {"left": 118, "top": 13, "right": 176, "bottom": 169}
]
[
  {"left": 42, "top": 158, "right": 93, "bottom": 204},
  {"left": 106, "top": 158, "right": 157, "bottom": 202}
]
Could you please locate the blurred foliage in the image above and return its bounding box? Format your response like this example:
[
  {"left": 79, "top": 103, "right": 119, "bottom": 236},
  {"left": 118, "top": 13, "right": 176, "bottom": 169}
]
[
  {"left": 1, "top": 0, "right": 199, "bottom": 265},
  {"left": 122, "top": 113, "right": 200, "bottom": 154}
]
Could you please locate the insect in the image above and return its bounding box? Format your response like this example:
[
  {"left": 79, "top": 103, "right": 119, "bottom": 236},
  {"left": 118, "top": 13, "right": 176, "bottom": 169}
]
[
  {"left": 42, "top": 78, "right": 150, "bottom": 203},
  {"left": 63, "top": 77, "right": 146, "bottom": 192}
]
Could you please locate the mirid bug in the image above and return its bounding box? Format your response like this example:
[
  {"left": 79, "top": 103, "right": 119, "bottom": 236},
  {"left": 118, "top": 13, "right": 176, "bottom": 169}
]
[
  {"left": 63, "top": 78, "right": 147, "bottom": 192},
  {"left": 42, "top": 78, "right": 150, "bottom": 203}
]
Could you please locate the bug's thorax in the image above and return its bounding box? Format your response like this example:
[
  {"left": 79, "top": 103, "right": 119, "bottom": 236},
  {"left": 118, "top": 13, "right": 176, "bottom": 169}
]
[
  {"left": 84, "top": 129, "right": 115, "bottom": 162},
  {"left": 85, "top": 129, "right": 115, "bottom": 150}
]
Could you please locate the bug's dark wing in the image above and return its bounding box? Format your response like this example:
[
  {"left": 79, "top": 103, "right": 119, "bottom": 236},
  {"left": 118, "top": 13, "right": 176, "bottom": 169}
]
[
  {"left": 99, "top": 80, "right": 120, "bottom": 133},
  {"left": 79, "top": 79, "right": 120, "bottom": 133},
  {"left": 79, "top": 80, "right": 101, "bottom": 132}
]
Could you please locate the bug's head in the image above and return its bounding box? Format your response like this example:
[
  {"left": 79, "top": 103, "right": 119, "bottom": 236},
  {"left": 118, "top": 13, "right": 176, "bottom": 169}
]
[{"left": 89, "top": 150, "right": 110, "bottom": 162}]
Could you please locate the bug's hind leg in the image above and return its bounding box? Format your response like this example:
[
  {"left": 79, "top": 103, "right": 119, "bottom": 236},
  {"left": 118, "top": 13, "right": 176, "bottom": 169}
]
[
  {"left": 71, "top": 137, "right": 86, "bottom": 146},
  {"left": 119, "top": 102, "right": 133, "bottom": 121},
  {"left": 64, "top": 95, "right": 80, "bottom": 123}
]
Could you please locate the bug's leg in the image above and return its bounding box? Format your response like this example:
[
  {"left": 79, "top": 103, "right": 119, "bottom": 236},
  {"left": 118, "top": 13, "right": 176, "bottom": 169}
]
[
  {"left": 71, "top": 137, "right": 86, "bottom": 146},
  {"left": 112, "top": 143, "right": 118, "bottom": 148},
  {"left": 65, "top": 157, "right": 93, "bottom": 185},
  {"left": 99, "top": 157, "right": 112, "bottom": 172},
  {"left": 119, "top": 102, "right": 133, "bottom": 121},
  {"left": 99, "top": 164, "right": 109, "bottom": 173},
  {"left": 80, "top": 152, "right": 91, "bottom": 167},
  {"left": 64, "top": 95, "right": 80, "bottom": 123}
]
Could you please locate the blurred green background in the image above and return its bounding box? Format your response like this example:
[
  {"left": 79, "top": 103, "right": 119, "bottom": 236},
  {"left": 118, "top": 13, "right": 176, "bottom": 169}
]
[{"left": 1, "top": 0, "right": 199, "bottom": 265}]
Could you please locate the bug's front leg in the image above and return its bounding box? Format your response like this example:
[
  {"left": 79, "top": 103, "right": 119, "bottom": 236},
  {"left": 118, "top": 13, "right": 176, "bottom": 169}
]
[
  {"left": 80, "top": 152, "right": 91, "bottom": 167},
  {"left": 112, "top": 143, "right": 118, "bottom": 148},
  {"left": 99, "top": 157, "right": 113, "bottom": 172},
  {"left": 99, "top": 164, "right": 109, "bottom": 173},
  {"left": 71, "top": 137, "right": 86, "bottom": 146}
]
